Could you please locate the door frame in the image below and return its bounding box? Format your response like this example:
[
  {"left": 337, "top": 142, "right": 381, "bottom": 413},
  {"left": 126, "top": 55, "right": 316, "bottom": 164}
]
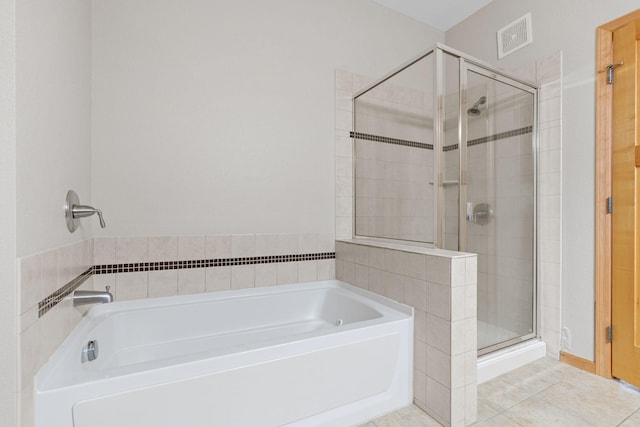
[
  {"left": 459, "top": 61, "right": 539, "bottom": 355},
  {"left": 595, "top": 8, "right": 640, "bottom": 379}
]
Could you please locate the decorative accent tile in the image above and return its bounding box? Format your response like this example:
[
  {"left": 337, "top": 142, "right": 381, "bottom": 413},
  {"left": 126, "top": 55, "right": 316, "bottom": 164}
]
[
  {"left": 37, "top": 267, "right": 92, "bottom": 317},
  {"left": 36, "top": 252, "right": 336, "bottom": 318},
  {"left": 350, "top": 131, "right": 433, "bottom": 150},
  {"left": 93, "top": 252, "right": 335, "bottom": 274},
  {"left": 443, "top": 125, "right": 533, "bottom": 151}
]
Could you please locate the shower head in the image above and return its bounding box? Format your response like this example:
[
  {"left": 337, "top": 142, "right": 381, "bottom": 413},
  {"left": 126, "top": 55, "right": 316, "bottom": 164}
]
[{"left": 467, "top": 96, "right": 487, "bottom": 116}]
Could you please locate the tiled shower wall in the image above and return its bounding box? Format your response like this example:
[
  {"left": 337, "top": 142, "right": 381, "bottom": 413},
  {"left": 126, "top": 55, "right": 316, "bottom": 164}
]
[
  {"left": 530, "top": 52, "right": 563, "bottom": 359},
  {"left": 336, "top": 240, "right": 477, "bottom": 427},
  {"left": 17, "top": 232, "right": 335, "bottom": 427},
  {"left": 354, "top": 137, "right": 435, "bottom": 242}
]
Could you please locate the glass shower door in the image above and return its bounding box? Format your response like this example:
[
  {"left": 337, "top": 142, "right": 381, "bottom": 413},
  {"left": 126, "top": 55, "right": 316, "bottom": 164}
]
[{"left": 462, "top": 64, "right": 537, "bottom": 354}]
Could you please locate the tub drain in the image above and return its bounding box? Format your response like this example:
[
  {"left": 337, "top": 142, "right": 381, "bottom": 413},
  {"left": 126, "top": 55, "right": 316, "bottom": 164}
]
[{"left": 335, "top": 319, "right": 343, "bottom": 326}]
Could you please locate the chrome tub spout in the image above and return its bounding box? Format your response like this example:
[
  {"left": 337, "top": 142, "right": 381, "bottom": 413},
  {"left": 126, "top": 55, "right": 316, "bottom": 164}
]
[{"left": 73, "top": 286, "right": 113, "bottom": 306}]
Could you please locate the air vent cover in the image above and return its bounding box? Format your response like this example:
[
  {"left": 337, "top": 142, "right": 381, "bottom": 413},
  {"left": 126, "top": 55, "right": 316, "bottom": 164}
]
[{"left": 497, "top": 13, "right": 532, "bottom": 59}]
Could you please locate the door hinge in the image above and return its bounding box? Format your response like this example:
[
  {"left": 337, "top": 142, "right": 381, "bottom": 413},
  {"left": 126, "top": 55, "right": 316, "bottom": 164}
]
[
  {"left": 607, "top": 325, "right": 613, "bottom": 343},
  {"left": 607, "top": 197, "right": 613, "bottom": 214},
  {"left": 607, "top": 62, "right": 624, "bottom": 84}
]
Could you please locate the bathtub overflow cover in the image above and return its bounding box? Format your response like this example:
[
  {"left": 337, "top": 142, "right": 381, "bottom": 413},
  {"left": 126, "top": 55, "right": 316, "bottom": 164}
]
[
  {"left": 335, "top": 319, "right": 343, "bottom": 326},
  {"left": 82, "top": 340, "right": 99, "bottom": 363}
]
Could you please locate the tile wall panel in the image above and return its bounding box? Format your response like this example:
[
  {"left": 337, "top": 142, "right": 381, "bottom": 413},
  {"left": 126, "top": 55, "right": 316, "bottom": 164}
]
[
  {"left": 336, "top": 239, "right": 477, "bottom": 427},
  {"left": 17, "top": 239, "right": 94, "bottom": 427}
]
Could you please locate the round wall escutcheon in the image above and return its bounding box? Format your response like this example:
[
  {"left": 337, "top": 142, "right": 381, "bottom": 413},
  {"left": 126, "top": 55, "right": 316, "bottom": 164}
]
[{"left": 65, "top": 190, "right": 80, "bottom": 233}]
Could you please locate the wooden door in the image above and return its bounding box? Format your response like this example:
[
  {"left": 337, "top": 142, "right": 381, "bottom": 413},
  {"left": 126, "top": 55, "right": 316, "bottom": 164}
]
[{"left": 611, "top": 18, "right": 640, "bottom": 388}]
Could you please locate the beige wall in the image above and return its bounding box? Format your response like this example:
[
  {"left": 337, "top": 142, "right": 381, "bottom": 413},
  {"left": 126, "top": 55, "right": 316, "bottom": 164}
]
[
  {"left": 13, "top": 1, "right": 93, "bottom": 425},
  {"left": 446, "top": 0, "right": 640, "bottom": 361},
  {"left": 16, "top": 0, "right": 93, "bottom": 258},
  {"left": 91, "top": 0, "right": 443, "bottom": 238},
  {"left": 0, "top": 0, "right": 18, "bottom": 423},
  {"left": 11, "top": 2, "right": 443, "bottom": 425}
]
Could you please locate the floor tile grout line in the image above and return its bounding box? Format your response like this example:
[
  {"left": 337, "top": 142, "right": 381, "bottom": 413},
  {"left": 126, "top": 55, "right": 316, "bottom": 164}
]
[
  {"left": 616, "top": 407, "right": 640, "bottom": 426},
  {"left": 496, "top": 411, "right": 527, "bottom": 427},
  {"left": 533, "top": 379, "right": 639, "bottom": 427},
  {"left": 477, "top": 368, "right": 583, "bottom": 425},
  {"left": 529, "top": 383, "right": 598, "bottom": 426}
]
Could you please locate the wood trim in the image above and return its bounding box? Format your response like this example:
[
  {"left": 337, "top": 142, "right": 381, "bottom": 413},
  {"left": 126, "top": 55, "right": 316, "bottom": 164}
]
[
  {"left": 601, "top": 9, "right": 640, "bottom": 32},
  {"left": 595, "top": 9, "right": 640, "bottom": 380},
  {"left": 595, "top": 26, "right": 614, "bottom": 379},
  {"left": 560, "top": 351, "right": 596, "bottom": 374}
]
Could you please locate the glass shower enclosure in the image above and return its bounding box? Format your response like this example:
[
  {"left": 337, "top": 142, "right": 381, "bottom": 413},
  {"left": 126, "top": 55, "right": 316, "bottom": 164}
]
[{"left": 352, "top": 44, "right": 537, "bottom": 355}]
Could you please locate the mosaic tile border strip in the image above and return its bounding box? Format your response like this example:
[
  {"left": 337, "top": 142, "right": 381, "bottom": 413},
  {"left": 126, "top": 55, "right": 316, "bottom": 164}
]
[
  {"left": 443, "top": 144, "right": 458, "bottom": 152},
  {"left": 93, "top": 252, "right": 336, "bottom": 274},
  {"left": 37, "top": 252, "right": 336, "bottom": 318},
  {"left": 442, "top": 125, "right": 533, "bottom": 152},
  {"left": 350, "top": 131, "right": 433, "bottom": 150},
  {"left": 38, "top": 267, "right": 93, "bottom": 318}
]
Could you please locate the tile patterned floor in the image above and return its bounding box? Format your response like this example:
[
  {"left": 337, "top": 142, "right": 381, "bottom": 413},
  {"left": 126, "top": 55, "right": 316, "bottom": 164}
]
[{"left": 360, "top": 357, "right": 640, "bottom": 426}]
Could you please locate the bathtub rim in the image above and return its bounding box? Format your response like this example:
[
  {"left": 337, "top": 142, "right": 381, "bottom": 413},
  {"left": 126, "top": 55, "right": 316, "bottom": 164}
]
[
  {"left": 35, "top": 280, "right": 412, "bottom": 392},
  {"left": 78, "top": 279, "right": 411, "bottom": 321}
]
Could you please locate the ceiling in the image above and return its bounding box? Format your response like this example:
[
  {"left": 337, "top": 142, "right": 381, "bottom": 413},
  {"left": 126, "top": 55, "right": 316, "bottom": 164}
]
[{"left": 372, "top": 0, "right": 494, "bottom": 32}]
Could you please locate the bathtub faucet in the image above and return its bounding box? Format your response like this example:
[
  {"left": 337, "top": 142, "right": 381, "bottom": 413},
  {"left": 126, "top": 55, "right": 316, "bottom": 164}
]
[{"left": 73, "top": 286, "right": 113, "bottom": 306}]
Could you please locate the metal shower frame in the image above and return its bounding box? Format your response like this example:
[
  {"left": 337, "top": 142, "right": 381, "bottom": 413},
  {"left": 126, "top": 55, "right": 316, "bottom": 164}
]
[{"left": 352, "top": 43, "right": 540, "bottom": 354}]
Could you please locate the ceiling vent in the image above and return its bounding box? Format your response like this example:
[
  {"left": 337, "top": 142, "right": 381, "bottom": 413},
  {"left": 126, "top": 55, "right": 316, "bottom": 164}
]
[{"left": 497, "top": 13, "right": 532, "bottom": 59}]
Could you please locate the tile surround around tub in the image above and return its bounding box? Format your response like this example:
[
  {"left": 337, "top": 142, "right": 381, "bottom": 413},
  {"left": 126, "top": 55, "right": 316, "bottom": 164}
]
[
  {"left": 336, "top": 239, "right": 478, "bottom": 427},
  {"left": 91, "top": 233, "right": 335, "bottom": 301},
  {"left": 17, "top": 239, "right": 95, "bottom": 427},
  {"left": 18, "top": 233, "right": 335, "bottom": 427}
]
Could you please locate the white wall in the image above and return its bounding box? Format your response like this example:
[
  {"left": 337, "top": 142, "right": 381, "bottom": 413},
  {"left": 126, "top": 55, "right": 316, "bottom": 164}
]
[
  {"left": 446, "top": 0, "right": 640, "bottom": 361},
  {"left": 0, "top": 0, "right": 17, "bottom": 423},
  {"left": 16, "top": 0, "right": 93, "bottom": 257},
  {"left": 91, "top": 0, "right": 444, "bottom": 238}
]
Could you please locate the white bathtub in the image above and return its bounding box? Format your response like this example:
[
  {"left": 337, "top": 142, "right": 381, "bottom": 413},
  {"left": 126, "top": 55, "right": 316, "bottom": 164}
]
[{"left": 35, "top": 280, "right": 413, "bottom": 427}]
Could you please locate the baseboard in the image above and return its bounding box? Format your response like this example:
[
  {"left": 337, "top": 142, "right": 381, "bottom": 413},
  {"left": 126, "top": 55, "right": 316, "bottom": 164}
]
[{"left": 560, "top": 351, "right": 596, "bottom": 374}]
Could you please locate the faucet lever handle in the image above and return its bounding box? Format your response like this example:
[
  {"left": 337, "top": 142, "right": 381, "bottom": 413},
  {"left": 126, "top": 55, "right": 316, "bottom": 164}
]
[
  {"left": 96, "top": 209, "right": 106, "bottom": 228},
  {"left": 105, "top": 285, "right": 111, "bottom": 293}
]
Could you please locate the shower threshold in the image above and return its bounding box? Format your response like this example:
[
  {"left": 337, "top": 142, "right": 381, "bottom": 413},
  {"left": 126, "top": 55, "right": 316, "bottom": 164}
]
[{"left": 477, "top": 338, "right": 546, "bottom": 384}]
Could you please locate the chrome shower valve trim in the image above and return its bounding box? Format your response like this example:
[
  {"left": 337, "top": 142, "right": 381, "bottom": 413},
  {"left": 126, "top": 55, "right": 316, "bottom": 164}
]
[{"left": 65, "top": 190, "right": 106, "bottom": 232}]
